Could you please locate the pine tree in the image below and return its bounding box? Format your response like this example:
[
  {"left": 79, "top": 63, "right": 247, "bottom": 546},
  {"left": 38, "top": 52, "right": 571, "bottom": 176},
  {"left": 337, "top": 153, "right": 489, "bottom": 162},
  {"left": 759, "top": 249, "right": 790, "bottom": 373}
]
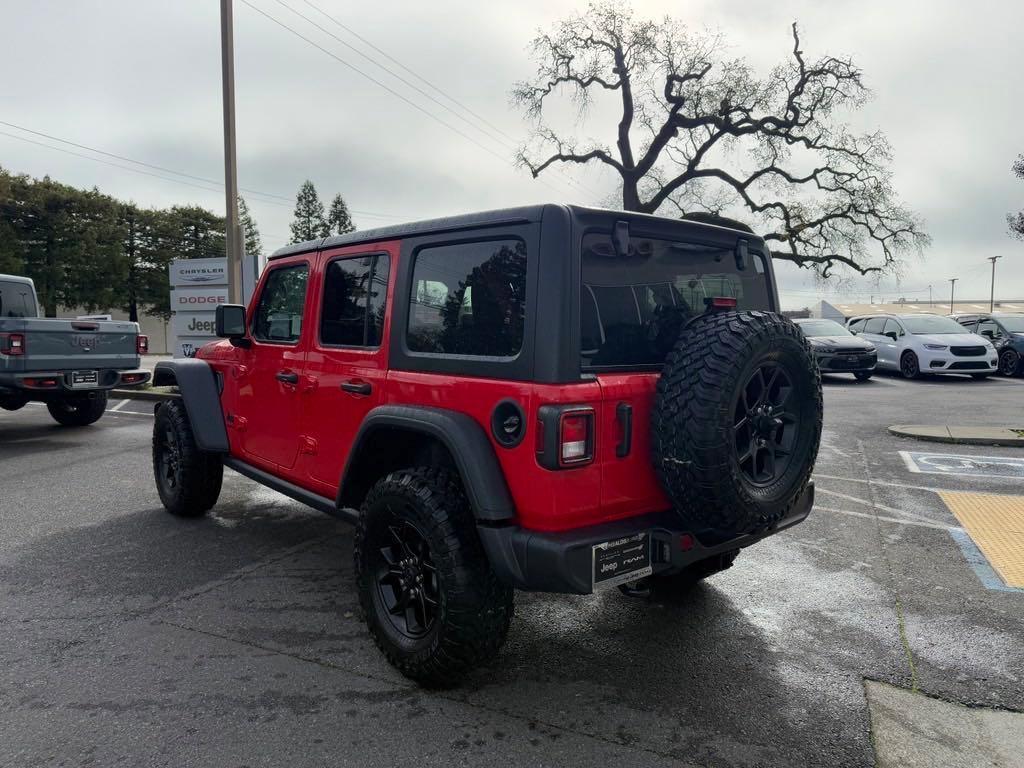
[
  {"left": 327, "top": 193, "right": 356, "bottom": 235},
  {"left": 289, "top": 180, "right": 329, "bottom": 243},
  {"left": 238, "top": 195, "right": 262, "bottom": 256}
]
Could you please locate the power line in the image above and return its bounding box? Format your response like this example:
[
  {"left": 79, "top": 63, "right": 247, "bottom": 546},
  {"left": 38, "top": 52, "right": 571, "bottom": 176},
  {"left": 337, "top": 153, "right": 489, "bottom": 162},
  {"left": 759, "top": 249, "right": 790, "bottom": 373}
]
[
  {"left": 238, "top": 0, "right": 582, "bottom": 201},
  {"left": 291, "top": 0, "right": 600, "bottom": 198},
  {"left": 0, "top": 123, "right": 405, "bottom": 221}
]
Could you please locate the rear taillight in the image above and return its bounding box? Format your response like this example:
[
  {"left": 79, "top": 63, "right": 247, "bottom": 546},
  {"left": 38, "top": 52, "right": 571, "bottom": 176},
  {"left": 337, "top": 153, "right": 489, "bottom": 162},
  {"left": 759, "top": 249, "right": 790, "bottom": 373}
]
[
  {"left": 559, "top": 409, "right": 595, "bottom": 467},
  {"left": 0, "top": 333, "right": 25, "bottom": 356},
  {"left": 137, "top": 335, "right": 149, "bottom": 354},
  {"left": 23, "top": 376, "right": 59, "bottom": 389},
  {"left": 120, "top": 372, "right": 147, "bottom": 385}
]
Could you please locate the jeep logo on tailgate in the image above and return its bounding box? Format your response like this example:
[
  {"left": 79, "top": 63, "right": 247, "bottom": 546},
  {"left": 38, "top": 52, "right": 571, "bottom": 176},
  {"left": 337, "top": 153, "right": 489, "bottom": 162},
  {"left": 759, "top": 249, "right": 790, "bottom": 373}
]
[{"left": 71, "top": 335, "right": 96, "bottom": 351}]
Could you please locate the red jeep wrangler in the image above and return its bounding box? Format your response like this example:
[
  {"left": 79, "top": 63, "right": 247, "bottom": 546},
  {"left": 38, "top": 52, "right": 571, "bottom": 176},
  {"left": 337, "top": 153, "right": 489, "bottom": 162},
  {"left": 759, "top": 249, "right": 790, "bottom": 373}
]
[{"left": 152, "top": 205, "right": 821, "bottom": 686}]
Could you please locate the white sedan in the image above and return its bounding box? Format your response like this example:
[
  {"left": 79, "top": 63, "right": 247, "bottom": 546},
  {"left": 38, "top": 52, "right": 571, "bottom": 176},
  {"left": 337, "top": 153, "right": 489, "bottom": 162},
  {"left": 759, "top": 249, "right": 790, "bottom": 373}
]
[{"left": 847, "top": 313, "right": 997, "bottom": 379}]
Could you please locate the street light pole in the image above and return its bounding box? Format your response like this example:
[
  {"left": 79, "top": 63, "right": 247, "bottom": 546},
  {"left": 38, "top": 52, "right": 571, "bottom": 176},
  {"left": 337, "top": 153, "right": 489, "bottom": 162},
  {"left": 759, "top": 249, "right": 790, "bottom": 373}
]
[
  {"left": 988, "top": 256, "right": 1002, "bottom": 312},
  {"left": 948, "top": 278, "right": 958, "bottom": 314},
  {"left": 221, "top": 0, "right": 243, "bottom": 304}
]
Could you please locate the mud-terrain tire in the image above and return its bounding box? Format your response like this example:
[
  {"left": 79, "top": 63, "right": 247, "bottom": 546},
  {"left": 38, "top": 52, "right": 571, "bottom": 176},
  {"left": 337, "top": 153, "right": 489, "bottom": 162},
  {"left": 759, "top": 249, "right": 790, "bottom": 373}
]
[
  {"left": 47, "top": 393, "right": 108, "bottom": 426},
  {"left": 152, "top": 399, "right": 222, "bottom": 517},
  {"left": 354, "top": 467, "right": 513, "bottom": 688},
  {"left": 653, "top": 311, "right": 822, "bottom": 539},
  {"left": 0, "top": 394, "right": 29, "bottom": 411}
]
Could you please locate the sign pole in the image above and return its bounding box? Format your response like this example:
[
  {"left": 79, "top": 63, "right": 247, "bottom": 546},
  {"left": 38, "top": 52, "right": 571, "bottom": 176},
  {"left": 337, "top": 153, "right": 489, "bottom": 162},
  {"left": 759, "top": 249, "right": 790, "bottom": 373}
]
[{"left": 221, "top": 0, "right": 243, "bottom": 304}]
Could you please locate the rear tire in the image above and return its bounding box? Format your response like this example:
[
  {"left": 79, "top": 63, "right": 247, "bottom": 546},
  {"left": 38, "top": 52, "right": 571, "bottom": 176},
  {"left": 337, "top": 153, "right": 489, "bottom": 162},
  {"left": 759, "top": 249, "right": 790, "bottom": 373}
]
[
  {"left": 354, "top": 467, "right": 513, "bottom": 688},
  {"left": 0, "top": 394, "right": 29, "bottom": 411},
  {"left": 900, "top": 351, "right": 920, "bottom": 379},
  {"left": 47, "top": 393, "right": 107, "bottom": 426},
  {"left": 152, "top": 399, "right": 222, "bottom": 517},
  {"left": 853, "top": 371, "right": 873, "bottom": 381}
]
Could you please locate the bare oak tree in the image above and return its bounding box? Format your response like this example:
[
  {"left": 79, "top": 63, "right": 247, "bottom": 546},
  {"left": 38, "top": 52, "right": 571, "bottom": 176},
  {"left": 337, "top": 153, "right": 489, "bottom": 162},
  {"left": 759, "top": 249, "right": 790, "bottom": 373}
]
[
  {"left": 513, "top": 2, "right": 928, "bottom": 277},
  {"left": 1009, "top": 155, "right": 1024, "bottom": 240}
]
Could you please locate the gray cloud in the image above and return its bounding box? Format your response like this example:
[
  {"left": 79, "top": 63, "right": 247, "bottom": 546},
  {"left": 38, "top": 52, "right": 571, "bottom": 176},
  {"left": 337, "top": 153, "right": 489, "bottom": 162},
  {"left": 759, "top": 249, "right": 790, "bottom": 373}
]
[{"left": 1, "top": 0, "right": 1022, "bottom": 305}]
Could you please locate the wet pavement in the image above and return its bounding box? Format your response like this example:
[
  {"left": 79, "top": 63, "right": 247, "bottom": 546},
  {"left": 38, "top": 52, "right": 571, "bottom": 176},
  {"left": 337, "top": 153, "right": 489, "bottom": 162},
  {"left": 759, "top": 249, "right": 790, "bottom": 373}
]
[{"left": 2, "top": 372, "right": 1023, "bottom": 767}]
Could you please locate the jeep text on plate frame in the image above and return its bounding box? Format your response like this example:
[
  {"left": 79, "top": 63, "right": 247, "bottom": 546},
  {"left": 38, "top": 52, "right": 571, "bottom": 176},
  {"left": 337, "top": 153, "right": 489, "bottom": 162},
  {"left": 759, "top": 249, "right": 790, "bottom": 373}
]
[{"left": 592, "top": 532, "right": 653, "bottom": 590}]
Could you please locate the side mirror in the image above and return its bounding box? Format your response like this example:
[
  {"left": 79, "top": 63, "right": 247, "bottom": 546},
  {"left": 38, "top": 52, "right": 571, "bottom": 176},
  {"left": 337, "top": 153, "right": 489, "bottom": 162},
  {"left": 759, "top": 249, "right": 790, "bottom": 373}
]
[
  {"left": 216, "top": 304, "right": 247, "bottom": 339},
  {"left": 982, "top": 329, "right": 996, "bottom": 339},
  {"left": 885, "top": 331, "right": 898, "bottom": 341}
]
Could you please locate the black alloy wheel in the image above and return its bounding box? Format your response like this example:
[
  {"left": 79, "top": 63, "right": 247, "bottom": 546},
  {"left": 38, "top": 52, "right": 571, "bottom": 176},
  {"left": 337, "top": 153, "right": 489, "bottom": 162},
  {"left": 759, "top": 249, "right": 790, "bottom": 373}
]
[
  {"left": 999, "top": 349, "right": 1020, "bottom": 377},
  {"left": 900, "top": 351, "right": 920, "bottom": 379},
  {"left": 372, "top": 515, "right": 440, "bottom": 640},
  {"left": 157, "top": 424, "right": 183, "bottom": 495},
  {"left": 732, "top": 363, "right": 798, "bottom": 487}
]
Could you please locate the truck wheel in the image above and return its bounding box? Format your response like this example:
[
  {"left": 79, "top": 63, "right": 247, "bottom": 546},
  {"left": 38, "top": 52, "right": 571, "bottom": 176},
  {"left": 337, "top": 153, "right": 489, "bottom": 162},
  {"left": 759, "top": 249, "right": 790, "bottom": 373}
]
[
  {"left": 47, "top": 393, "right": 108, "bottom": 426},
  {"left": 653, "top": 311, "right": 822, "bottom": 539},
  {"left": 354, "top": 467, "right": 513, "bottom": 688},
  {"left": 152, "top": 399, "right": 223, "bottom": 517},
  {"left": 0, "top": 394, "right": 29, "bottom": 411}
]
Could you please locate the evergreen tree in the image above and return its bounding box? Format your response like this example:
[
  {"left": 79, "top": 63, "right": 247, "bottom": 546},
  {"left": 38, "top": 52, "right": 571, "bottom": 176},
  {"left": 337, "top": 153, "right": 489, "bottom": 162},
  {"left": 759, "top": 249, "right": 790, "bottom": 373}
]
[
  {"left": 289, "top": 180, "right": 329, "bottom": 243},
  {"left": 238, "top": 195, "right": 262, "bottom": 256},
  {"left": 327, "top": 193, "right": 356, "bottom": 235}
]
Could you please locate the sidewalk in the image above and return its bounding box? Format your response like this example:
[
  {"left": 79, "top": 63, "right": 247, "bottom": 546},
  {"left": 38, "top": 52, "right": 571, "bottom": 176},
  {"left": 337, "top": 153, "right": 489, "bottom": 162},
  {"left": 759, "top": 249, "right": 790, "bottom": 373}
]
[{"left": 889, "top": 424, "right": 1024, "bottom": 447}]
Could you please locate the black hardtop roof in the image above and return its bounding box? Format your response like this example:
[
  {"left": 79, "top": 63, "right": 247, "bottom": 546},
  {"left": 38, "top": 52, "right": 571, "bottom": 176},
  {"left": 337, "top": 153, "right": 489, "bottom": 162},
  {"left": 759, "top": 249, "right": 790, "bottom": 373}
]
[{"left": 269, "top": 203, "right": 760, "bottom": 260}]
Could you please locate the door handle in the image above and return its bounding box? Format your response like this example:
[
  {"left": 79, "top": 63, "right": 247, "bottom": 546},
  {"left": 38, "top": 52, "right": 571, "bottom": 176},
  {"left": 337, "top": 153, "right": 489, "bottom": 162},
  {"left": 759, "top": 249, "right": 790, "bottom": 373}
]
[
  {"left": 276, "top": 370, "right": 299, "bottom": 385},
  {"left": 340, "top": 380, "right": 372, "bottom": 395},
  {"left": 615, "top": 402, "right": 633, "bottom": 458}
]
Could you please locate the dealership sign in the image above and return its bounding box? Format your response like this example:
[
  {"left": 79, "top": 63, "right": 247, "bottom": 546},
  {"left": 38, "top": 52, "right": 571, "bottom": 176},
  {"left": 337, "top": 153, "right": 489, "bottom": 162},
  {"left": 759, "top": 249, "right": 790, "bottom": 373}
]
[
  {"left": 169, "top": 258, "right": 227, "bottom": 287},
  {"left": 171, "top": 312, "right": 219, "bottom": 337},
  {"left": 171, "top": 286, "right": 228, "bottom": 310}
]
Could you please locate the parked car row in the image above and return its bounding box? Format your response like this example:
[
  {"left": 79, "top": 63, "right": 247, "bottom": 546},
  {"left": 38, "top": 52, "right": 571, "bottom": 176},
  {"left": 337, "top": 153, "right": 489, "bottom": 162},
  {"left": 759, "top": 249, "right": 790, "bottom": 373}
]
[{"left": 795, "top": 310, "right": 1024, "bottom": 381}]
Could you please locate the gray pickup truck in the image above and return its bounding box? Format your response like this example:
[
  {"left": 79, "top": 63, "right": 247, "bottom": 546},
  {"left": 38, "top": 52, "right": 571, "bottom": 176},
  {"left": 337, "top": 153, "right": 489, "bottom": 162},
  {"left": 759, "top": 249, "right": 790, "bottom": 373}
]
[{"left": 0, "top": 274, "right": 151, "bottom": 426}]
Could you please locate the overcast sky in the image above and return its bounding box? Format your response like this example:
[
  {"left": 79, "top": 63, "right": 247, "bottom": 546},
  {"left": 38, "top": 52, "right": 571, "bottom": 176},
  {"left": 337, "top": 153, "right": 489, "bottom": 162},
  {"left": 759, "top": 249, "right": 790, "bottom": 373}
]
[{"left": 2, "top": 0, "right": 1022, "bottom": 308}]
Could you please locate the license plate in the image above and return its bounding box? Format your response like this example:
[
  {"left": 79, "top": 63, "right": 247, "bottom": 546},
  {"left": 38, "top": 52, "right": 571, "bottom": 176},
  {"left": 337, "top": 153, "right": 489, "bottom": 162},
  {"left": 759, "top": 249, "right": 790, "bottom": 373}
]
[
  {"left": 592, "top": 532, "right": 652, "bottom": 589},
  {"left": 71, "top": 370, "right": 99, "bottom": 388}
]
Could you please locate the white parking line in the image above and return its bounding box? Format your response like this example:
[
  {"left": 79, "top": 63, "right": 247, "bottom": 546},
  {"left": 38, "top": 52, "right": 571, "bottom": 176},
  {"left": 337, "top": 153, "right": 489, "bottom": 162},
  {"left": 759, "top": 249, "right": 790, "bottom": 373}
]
[
  {"left": 109, "top": 399, "right": 129, "bottom": 412},
  {"left": 817, "top": 505, "right": 960, "bottom": 531},
  {"left": 815, "top": 487, "right": 946, "bottom": 526}
]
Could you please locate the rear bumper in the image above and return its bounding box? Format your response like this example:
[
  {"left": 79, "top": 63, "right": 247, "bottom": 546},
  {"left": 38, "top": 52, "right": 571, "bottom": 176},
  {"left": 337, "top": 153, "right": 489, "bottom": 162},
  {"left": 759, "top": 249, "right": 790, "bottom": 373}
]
[
  {"left": 479, "top": 482, "right": 814, "bottom": 594},
  {"left": 0, "top": 368, "right": 151, "bottom": 395}
]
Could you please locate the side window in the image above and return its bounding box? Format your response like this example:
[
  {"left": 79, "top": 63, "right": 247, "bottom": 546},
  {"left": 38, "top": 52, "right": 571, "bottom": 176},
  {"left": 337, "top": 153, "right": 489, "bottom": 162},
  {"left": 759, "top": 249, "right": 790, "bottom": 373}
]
[
  {"left": 251, "top": 263, "right": 309, "bottom": 343},
  {"left": 863, "top": 317, "right": 885, "bottom": 335},
  {"left": 882, "top": 319, "right": 903, "bottom": 337},
  {"left": 407, "top": 238, "right": 527, "bottom": 357},
  {"left": 959, "top": 319, "right": 977, "bottom": 332},
  {"left": 848, "top": 318, "right": 865, "bottom": 333},
  {"left": 320, "top": 254, "right": 390, "bottom": 347},
  {"left": 977, "top": 319, "right": 1000, "bottom": 339}
]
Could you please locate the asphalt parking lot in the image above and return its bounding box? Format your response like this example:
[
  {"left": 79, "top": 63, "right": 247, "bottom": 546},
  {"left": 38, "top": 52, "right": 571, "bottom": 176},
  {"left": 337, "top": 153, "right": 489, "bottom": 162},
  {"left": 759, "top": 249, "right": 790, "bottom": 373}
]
[{"left": 2, "top": 372, "right": 1023, "bottom": 767}]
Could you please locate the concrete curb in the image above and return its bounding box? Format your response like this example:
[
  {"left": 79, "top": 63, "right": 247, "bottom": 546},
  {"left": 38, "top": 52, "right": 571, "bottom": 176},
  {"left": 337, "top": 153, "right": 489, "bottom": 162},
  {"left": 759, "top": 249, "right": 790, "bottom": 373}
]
[
  {"left": 888, "top": 424, "right": 1024, "bottom": 447},
  {"left": 111, "top": 388, "right": 179, "bottom": 402}
]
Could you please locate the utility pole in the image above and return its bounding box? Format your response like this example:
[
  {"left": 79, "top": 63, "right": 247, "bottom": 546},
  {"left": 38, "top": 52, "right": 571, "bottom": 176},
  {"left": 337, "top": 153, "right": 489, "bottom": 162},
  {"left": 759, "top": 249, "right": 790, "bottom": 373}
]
[
  {"left": 948, "top": 278, "right": 958, "bottom": 314},
  {"left": 221, "top": 0, "right": 243, "bottom": 304},
  {"left": 988, "top": 256, "right": 1002, "bottom": 312},
  {"left": 928, "top": 284, "right": 932, "bottom": 307}
]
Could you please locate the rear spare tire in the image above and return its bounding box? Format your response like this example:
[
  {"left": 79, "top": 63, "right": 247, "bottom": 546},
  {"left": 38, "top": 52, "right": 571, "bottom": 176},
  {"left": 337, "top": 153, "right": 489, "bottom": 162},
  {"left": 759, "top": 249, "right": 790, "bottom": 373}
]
[{"left": 653, "top": 311, "right": 821, "bottom": 539}]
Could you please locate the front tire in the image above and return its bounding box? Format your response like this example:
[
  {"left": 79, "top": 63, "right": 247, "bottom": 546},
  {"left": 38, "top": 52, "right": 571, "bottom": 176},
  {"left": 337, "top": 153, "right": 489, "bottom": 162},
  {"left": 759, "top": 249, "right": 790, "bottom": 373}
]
[
  {"left": 47, "top": 393, "right": 107, "bottom": 426},
  {"left": 354, "top": 467, "right": 513, "bottom": 688},
  {"left": 900, "top": 351, "right": 920, "bottom": 379},
  {"left": 0, "top": 394, "right": 29, "bottom": 412},
  {"left": 152, "top": 399, "right": 223, "bottom": 517},
  {"left": 853, "top": 371, "right": 873, "bottom": 382},
  {"left": 999, "top": 350, "right": 1020, "bottom": 377}
]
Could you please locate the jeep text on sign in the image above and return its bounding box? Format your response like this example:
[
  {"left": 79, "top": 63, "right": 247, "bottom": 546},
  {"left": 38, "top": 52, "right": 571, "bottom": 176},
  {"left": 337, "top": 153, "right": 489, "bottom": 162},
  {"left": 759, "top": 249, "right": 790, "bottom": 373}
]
[{"left": 171, "top": 312, "right": 219, "bottom": 337}]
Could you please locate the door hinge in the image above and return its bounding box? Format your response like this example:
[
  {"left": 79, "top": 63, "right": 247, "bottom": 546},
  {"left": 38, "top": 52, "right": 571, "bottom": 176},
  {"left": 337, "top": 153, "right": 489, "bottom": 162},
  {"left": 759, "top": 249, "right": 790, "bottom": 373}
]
[{"left": 299, "top": 436, "right": 318, "bottom": 455}]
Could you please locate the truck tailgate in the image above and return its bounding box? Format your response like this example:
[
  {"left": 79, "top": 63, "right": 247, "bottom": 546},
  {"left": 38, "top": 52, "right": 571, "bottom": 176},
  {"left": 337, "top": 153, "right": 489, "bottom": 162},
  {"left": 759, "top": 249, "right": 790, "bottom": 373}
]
[{"left": 14, "top": 318, "right": 140, "bottom": 372}]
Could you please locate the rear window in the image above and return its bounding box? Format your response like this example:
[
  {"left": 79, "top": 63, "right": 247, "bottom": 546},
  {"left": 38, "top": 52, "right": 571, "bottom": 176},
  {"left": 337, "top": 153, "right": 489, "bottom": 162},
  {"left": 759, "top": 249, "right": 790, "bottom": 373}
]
[
  {"left": 581, "top": 233, "right": 771, "bottom": 368},
  {"left": 0, "top": 280, "right": 37, "bottom": 318}
]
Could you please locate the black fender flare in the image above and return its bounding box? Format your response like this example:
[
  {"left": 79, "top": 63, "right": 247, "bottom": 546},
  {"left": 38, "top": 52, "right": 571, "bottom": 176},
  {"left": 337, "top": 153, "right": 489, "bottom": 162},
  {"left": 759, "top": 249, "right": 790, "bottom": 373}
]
[
  {"left": 338, "top": 405, "right": 516, "bottom": 523},
  {"left": 152, "top": 360, "right": 229, "bottom": 453}
]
